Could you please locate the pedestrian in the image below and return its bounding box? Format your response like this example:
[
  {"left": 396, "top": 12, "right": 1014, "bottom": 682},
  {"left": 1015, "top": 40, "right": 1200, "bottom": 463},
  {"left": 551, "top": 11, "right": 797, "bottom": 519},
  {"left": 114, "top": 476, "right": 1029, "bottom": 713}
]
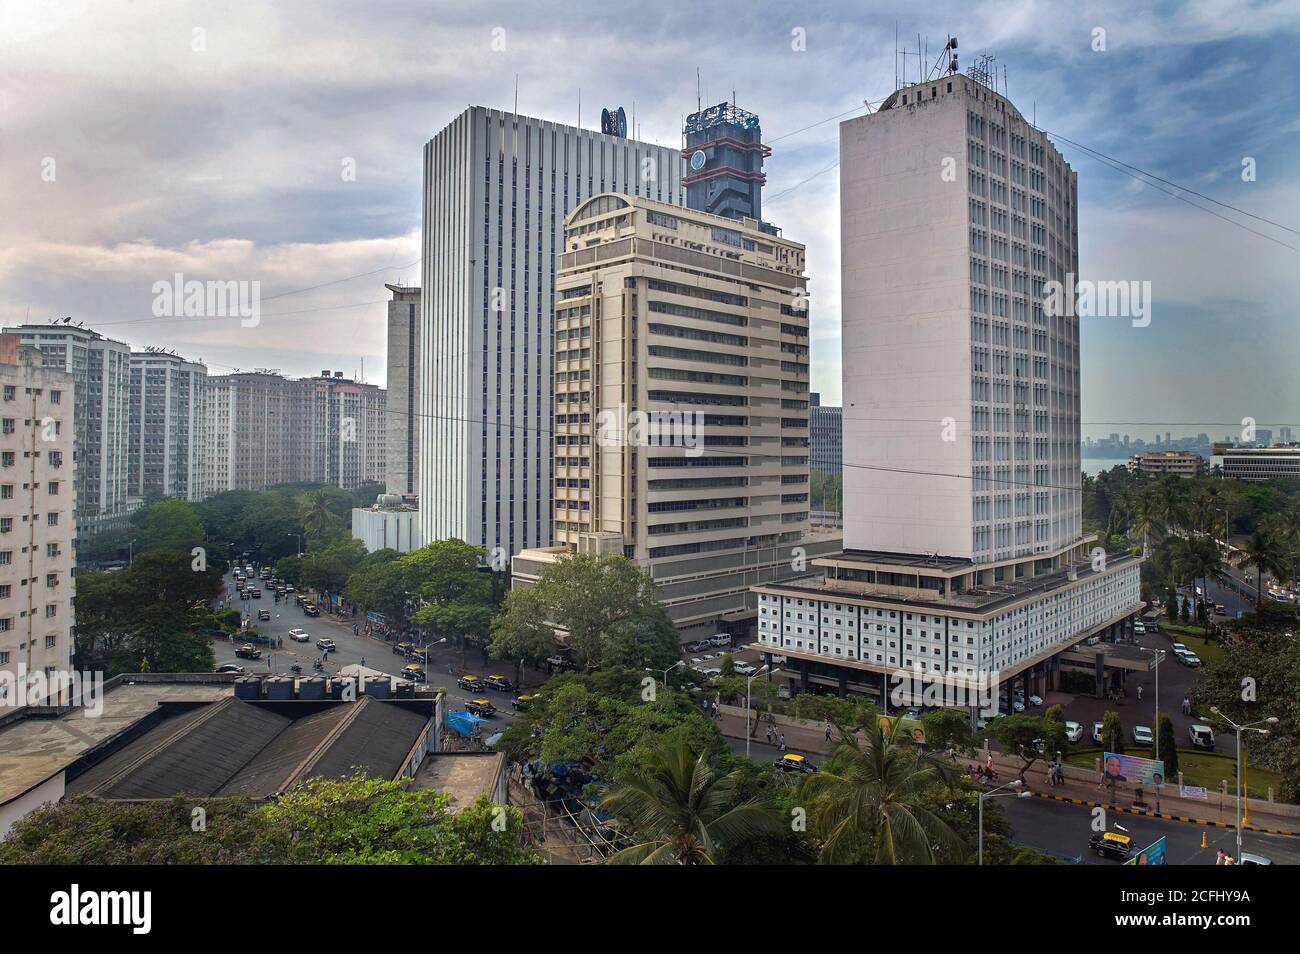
[
  {"left": 765, "top": 725, "right": 773, "bottom": 745},
  {"left": 1137, "top": 684, "right": 1143, "bottom": 701},
  {"left": 1183, "top": 696, "right": 1191, "bottom": 715},
  {"left": 825, "top": 720, "right": 832, "bottom": 742},
  {"left": 778, "top": 733, "right": 786, "bottom": 752},
  {"left": 360, "top": 656, "right": 366, "bottom": 668}
]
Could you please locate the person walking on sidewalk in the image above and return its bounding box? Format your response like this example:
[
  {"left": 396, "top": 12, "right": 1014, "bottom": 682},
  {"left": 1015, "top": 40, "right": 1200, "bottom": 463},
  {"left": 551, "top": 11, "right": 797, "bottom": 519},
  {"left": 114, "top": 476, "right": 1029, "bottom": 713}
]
[
  {"left": 1183, "top": 696, "right": 1191, "bottom": 715},
  {"left": 1137, "top": 684, "right": 1143, "bottom": 702},
  {"left": 825, "top": 720, "right": 833, "bottom": 742},
  {"left": 778, "top": 733, "right": 786, "bottom": 752},
  {"left": 765, "top": 725, "right": 773, "bottom": 746}
]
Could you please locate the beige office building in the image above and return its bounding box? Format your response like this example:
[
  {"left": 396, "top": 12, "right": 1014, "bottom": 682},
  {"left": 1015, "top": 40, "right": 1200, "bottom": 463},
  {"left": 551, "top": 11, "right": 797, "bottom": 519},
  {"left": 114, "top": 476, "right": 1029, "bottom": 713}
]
[
  {"left": 0, "top": 336, "right": 76, "bottom": 704},
  {"left": 513, "top": 193, "right": 840, "bottom": 634},
  {"left": 1127, "top": 451, "right": 1205, "bottom": 479}
]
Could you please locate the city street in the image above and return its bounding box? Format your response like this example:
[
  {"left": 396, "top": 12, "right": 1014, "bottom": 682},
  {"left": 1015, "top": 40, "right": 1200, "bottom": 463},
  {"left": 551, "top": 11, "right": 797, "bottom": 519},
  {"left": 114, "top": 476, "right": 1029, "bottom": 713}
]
[
  {"left": 211, "top": 569, "right": 528, "bottom": 721},
  {"left": 1002, "top": 793, "right": 1300, "bottom": 865}
]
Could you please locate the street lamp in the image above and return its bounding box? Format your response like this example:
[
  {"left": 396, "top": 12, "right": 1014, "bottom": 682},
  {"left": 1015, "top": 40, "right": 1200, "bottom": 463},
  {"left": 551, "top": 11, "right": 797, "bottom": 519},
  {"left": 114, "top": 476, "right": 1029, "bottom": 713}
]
[
  {"left": 745, "top": 665, "right": 775, "bottom": 758},
  {"left": 645, "top": 660, "right": 685, "bottom": 688},
  {"left": 1138, "top": 647, "right": 1165, "bottom": 762},
  {"left": 978, "top": 778, "right": 1031, "bottom": 866},
  {"left": 1206, "top": 707, "right": 1277, "bottom": 861},
  {"left": 285, "top": 532, "right": 302, "bottom": 557}
]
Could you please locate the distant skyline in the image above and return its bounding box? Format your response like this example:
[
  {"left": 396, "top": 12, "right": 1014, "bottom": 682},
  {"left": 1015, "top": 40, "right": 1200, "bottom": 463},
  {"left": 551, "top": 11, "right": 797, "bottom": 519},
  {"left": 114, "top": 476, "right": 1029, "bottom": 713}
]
[{"left": 2, "top": 0, "right": 1297, "bottom": 442}]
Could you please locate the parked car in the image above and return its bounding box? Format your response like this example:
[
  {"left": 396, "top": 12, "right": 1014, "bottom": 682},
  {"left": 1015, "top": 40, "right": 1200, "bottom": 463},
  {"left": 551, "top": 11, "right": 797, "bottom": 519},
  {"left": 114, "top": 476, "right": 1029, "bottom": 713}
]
[
  {"left": 288, "top": 628, "right": 309, "bottom": 643},
  {"left": 1026, "top": 694, "right": 1043, "bottom": 707},
  {"left": 1175, "top": 648, "right": 1202, "bottom": 667},
  {"left": 1238, "top": 852, "right": 1273, "bottom": 865},
  {"left": 684, "top": 640, "right": 710, "bottom": 653},
  {"left": 1133, "top": 725, "right": 1154, "bottom": 746},
  {"left": 1092, "top": 721, "right": 1104, "bottom": 744},
  {"left": 700, "top": 667, "right": 722, "bottom": 678},
  {"left": 466, "top": 698, "right": 496, "bottom": 717},
  {"left": 708, "top": 634, "right": 733, "bottom": 648},
  {"left": 234, "top": 644, "right": 261, "bottom": 660},
  {"left": 486, "top": 674, "right": 514, "bottom": 692},
  {"left": 303, "top": 604, "right": 320, "bottom": 617},
  {"left": 774, "top": 753, "right": 818, "bottom": 774},
  {"left": 1064, "top": 721, "right": 1083, "bottom": 743},
  {"left": 257, "top": 609, "right": 271, "bottom": 621},
  {"left": 732, "top": 662, "right": 758, "bottom": 676},
  {"left": 1133, "top": 622, "right": 1146, "bottom": 635},
  {"left": 316, "top": 638, "right": 336, "bottom": 652},
  {"left": 214, "top": 663, "right": 246, "bottom": 674},
  {"left": 1189, "top": 724, "right": 1216, "bottom": 749},
  {"left": 1170, "top": 642, "right": 1189, "bottom": 655},
  {"left": 400, "top": 664, "right": 426, "bottom": 682},
  {"left": 458, "top": 675, "right": 486, "bottom": 693}
]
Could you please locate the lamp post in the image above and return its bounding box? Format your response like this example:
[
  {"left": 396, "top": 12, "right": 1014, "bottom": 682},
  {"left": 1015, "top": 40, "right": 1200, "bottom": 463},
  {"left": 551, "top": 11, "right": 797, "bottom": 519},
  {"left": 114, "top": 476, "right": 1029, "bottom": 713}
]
[
  {"left": 1206, "top": 707, "right": 1277, "bottom": 861},
  {"left": 1139, "top": 647, "right": 1164, "bottom": 762},
  {"left": 978, "top": 778, "right": 1030, "bottom": 865},
  {"left": 645, "top": 660, "right": 685, "bottom": 689},
  {"left": 285, "top": 532, "right": 302, "bottom": 557},
  {"left": 745, "top": 665, "right": 774, "bottom": 758}
]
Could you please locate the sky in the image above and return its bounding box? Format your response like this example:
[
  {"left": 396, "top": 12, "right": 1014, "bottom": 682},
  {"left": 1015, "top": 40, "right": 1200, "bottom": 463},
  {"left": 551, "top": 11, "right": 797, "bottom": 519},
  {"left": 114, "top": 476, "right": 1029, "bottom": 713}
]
[{"left": 1, "top": 0, "right": 1297, "bottom": 442}]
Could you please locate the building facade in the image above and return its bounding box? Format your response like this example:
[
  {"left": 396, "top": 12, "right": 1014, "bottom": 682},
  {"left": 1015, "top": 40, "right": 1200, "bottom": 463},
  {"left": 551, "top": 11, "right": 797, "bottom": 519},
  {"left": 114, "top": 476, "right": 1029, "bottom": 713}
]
[
  {"left": 682, "top": 101, "right": 769, "bottom": 224},
  {"left": 418, "top": 106, "right": 684, "bottom": 561},
  {"left": 385, "top": 284, "right": 421, "bottom": 496},
  {"left": 513, "top": 192, "right": 839, "bottom": 634},
  {"left": 1127, "top": 451, "right": 1205, "bottom": 479},
  {"left": 0, "top": 336, "right": 76, "bottom": 705},
  {"left": 128, "top": 350, "right": 208, "bottom": 501},
  {"left": 300, "top": 371, "right": 386, "bottom": 491},
  {"left": 2, "top": 324, "right": 133, "bottom": 538},
  {"left": 752, "top": 70, "right": 1142, "bottom": 713},
  {"left": 1217, "top": 446, "right": 1300, "bottom": 482},
  {"left": 810, "top": 393, "right": 843, "bottom": 481}
]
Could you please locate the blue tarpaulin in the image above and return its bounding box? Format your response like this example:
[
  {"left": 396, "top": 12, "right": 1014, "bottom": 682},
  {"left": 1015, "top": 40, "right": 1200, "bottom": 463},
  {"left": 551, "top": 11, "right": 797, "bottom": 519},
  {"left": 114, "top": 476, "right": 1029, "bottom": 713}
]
[{"left": 445, "top": 710, "right": 488, "bottom": 738}]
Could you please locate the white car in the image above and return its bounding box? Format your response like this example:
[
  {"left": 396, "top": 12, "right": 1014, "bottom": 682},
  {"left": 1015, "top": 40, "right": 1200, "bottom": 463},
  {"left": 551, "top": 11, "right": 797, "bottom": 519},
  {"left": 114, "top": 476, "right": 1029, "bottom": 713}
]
[
  {"left": 1092, "top": 721, "right": 1104, "bottom": 744},
  {"left": 288, "top": 628, "right": 309, "bottom": 643},
  {"left": 689, "top": 657, "right": 704, "bottom": 665},
  {"left": 701, "top": 667, "right": 722, "bottom": 678},
  {"left": 1133, "top": 725, "right": 1154, "bottom": 745},
  {"left": 1170, "top": 642, "right": 1189, "bottom": 655},
  {"left": 1026, "top": 694, "right": 1043, "bottom": 707},
  {"left": 1178, "top": 651, "right": 1202, "bottom": 668},
  {"left": 733, "top": 662, "right": 758, "bottom": 676},
  {"left": 1064, "top": 721, "right": 1083, "bottom": 743}
]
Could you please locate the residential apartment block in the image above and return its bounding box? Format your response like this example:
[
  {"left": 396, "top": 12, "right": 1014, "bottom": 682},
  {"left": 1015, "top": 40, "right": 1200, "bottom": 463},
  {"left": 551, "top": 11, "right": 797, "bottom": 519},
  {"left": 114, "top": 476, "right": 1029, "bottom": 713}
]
[
  {"left": 0, "top": 335, "right": 76, "bottom": 704},
  {"left": 2, "top": 324, "right": 133, "bottom": 537},
  {"left": 385, "top": 284, "right": 421, "bottom": 496},
  {"left": 128, "top": 349, "right": 208, "bottom": 501},
  {"left": 1127, "top": 451, "right": 1206, "bottom": 479}
]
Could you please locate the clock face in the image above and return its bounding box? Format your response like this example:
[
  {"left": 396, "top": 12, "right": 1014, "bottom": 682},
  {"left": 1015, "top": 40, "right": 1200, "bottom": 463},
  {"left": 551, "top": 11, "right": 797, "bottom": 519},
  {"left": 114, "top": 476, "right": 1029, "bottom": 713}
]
[{"left": 690, "top": 149, "right": 707, "bottom": 171}]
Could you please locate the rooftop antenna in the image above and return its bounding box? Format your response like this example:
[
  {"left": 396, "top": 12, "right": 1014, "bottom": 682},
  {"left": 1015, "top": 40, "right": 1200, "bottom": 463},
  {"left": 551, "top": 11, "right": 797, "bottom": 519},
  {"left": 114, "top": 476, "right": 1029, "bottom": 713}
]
[
  {"left": 578, "top": 87, "right": 581, "bottom": 128},
  {"left": 696, "top": 67, "right": 701, "bottom": 114},
  {"left": 513, "top": 74, "right": 518, "bottom": 116}
]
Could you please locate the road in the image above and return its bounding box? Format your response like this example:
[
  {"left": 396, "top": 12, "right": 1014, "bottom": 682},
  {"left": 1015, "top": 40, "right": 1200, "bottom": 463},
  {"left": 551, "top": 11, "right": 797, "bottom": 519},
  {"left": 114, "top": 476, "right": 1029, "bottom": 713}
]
[
  {"left": 1003, "top": 794, "right": 1300, "bottom": 865},
  {"left": 211, "top": 569, "right": 527, "bottom": 722}
]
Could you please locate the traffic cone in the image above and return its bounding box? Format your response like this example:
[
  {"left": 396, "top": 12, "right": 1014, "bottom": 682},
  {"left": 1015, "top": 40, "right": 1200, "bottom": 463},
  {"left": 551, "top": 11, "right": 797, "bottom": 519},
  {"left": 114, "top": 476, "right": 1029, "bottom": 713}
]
[{"left": 1200, "top": 831, "right": 1207, "bottom": 849}]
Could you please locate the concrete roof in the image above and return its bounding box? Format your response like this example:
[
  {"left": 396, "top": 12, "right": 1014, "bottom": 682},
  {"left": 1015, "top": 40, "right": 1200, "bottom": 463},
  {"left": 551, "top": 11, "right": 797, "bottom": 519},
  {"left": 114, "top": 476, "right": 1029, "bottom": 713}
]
[
  {"left": 412, "top": 752, "right": 504, "bottom": 810},
  {"left": 0, "top": 679, "right": 233, "bottom": 805}
]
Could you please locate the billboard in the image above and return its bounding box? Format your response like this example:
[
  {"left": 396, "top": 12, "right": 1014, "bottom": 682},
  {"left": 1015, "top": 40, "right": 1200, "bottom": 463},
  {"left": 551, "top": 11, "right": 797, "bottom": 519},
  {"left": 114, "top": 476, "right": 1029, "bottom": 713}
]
[
  {"left": 1125, "top": 835, "right": 1168, "bottom": 865},
  {"left": 1102, "top": 752, "right": 1167, "bottom": 789}
]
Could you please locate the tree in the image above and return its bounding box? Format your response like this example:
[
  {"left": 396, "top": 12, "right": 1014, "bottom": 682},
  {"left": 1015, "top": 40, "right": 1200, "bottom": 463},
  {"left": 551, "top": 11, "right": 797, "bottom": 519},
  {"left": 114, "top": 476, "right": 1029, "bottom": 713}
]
[
  {"left": 300, "top": 537, "right": 368, "bottom": 597},
  {"left": 601, "top": 737, "right": 783, "bottom": 865},
  {"left": 132, "top": 499, "right": 205, "bottom": 553},
  {"left": 402, "top": 540, "right": 496, "bottom": 647},
  {"left": 991, "top": 714, "right": 1057, "bottom": 783},
  {"left": 1235, "top": 524, "right": 1289, "bottom": 608},
  {"left": 492, "top": 552, "right": 661, "bottom": 671},
  {"left": 796, "top": 719, "right": 963, "bottom": 864},
  {"left": 1155, "top": 712, "right": 1179, "bottom": 777},
  {"left": 300, "top": 487, "right": 343, "bottom": 541},
  {"left": 1100, "top": 709, "right": 1125, "bottom": 754},
  {"left": 921, "top": 708, "right": 976, "bottom": 755}
]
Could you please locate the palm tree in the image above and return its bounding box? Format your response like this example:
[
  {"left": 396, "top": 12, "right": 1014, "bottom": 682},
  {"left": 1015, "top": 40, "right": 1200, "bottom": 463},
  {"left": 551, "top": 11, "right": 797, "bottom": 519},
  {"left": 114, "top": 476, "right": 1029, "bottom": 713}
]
[
  {"left": 1173, "top": 535, "right": 1226, "bottom": 622},
  {"left": 1234, "top": 524, "right": 1288, "bottom": 608},
  {"left": 601, "top": 739, "right": 783, "bottom": 865},
  {"left": 1129, "top": 487, "right": 1163, "bottom": 558},
  {"left": 796, "top": 719, "right": 964, "bottom": 864},
  {"left": 302, "top": 489, "right": 339, "bottom": 540}
]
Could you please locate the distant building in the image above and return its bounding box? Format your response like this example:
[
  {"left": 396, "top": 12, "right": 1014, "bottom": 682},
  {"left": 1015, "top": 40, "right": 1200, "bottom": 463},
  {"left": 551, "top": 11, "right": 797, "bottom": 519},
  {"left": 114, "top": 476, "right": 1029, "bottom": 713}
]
[
  {"left": 352, "top": 493, "right": 422, "bottom": 553},
  {"left": 3, "top": 323, "right": 134, "bottom": 537},
  {"left": 300, "top": 371, "right": 386, "bottom": 490},
  {"left": 683, "top": 101, "right": 769, "bottom": 225},
  {"left": 1279, "top": 426, "right": 1293, "bottom": 445},
  {"left": 1253, "top": 428, "right": 1274, "bottom": 447},
  {"left": 1219, "top": 446, "right": 1300, "bottom": 482},
  {"left": 0, "top": 335, "right": 76, "bottom": 706},
  {"left": 128, "top": 350, "right": 208, "bottom": 502},
  {"left": 810, "top": 392, "right": 843, "bottom": 481},
  {"left": 385, "top": 284, "right": 421, "bottom": 496},
  {"left": 1127, "top": 451, "right": 1206, "bottom": 479}
]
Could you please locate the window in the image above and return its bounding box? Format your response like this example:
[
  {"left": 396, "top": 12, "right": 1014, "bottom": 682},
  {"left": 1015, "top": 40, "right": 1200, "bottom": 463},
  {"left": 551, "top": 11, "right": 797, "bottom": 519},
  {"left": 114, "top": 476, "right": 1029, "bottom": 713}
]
[{"left": 46, "top": 513, "right": 58, "bottom": 527}]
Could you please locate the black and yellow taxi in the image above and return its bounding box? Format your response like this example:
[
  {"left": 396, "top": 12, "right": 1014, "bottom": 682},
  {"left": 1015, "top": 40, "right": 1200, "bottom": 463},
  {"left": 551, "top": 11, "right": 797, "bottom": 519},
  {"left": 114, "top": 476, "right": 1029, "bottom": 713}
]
[
  {"left": 1088, "top": 830, "right": 1133, "bottom": 861},
  {"left": 234, "top": 643, "right": 262, "bottom": 660},
  {"left": 466, "top": 698, "right": 496, "bottom": 717},
  {"left": 400, "top": 663, "right": 426, "bottom": 682},
  {"left": 458, "top": 675, "right": 486, "bottom": 693},
  {"left": 486, "top": 674, "right": 513, "bottom": 692},
  {"left": 393, "top": 641, "right": 414, "bottom": 656},
  {"left": 511, "top": 693, "right": 537, "bottom": 711},
  {"left": 774, "top": 753, "right": 818, "bottom": 774}
]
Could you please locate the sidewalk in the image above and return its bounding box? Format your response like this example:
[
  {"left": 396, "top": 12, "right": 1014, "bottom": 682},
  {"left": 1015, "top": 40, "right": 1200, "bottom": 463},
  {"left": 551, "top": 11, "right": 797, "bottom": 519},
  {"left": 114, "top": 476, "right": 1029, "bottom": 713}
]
[{"left": 712, "top": 711, "right": 1300, "bottom": 835}]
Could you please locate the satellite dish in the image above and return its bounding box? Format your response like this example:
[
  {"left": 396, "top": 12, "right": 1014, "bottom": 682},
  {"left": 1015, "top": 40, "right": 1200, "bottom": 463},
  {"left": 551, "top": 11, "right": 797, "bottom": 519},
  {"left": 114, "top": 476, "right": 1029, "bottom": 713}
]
[{"left": 600, "top": 108, "right": 611, "bottom": 134}]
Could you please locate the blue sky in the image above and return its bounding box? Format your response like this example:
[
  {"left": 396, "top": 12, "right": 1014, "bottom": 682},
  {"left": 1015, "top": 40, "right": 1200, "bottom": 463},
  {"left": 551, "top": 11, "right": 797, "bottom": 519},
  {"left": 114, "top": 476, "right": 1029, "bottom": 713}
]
[{"left": 1, "top": 0, "right": 1297, "bottom": 440}]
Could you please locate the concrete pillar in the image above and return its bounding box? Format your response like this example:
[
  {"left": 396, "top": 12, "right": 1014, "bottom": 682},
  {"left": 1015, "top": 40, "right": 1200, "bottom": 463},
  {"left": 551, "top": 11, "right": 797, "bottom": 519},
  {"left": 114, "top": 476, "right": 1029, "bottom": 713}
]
[
  {"left": 837, "top": 672, "right": 848, "bottom": 698},
  {"left": 1094, "top": 653, "right": 1106, "bottom": 698}
]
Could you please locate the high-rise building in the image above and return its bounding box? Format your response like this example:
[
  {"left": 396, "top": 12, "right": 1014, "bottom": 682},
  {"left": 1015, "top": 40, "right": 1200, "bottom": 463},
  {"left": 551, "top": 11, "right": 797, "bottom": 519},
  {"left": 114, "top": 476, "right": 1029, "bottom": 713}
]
[
  {"left": 0, "top": 335, "right": 76, "bottom": 704},
  {"left": 2, "top": 323, "right": 133, "bottom": 537},
  {"left": 385, "top": 284, "right": 421, "bottom": 496},
  {"left": 752, "top": 68, "right": 1142, "bottom": 710},
  {"left": 810, "top": 392, "right": 843, "bottom": 482},
  {"left": 128, "top": 349, "right": 208, "bottom": 502},
  {"left": 204, "top": 371, "right": 300, "bottom": 493},
  {"left": 512, "top": 193, "right": 839, "bottom": 633},
  {"left": 682, "top": 101, "right": 769, "bottom": 225},
  {"left": 300, "top": 371, "right": 386, "bottom": 490},
  {"left": 419, "top": 106, "right": 684, "bottom": 560},
  {"left": 1280, "top": 426, "right": 1294, "bottom": 445}
]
